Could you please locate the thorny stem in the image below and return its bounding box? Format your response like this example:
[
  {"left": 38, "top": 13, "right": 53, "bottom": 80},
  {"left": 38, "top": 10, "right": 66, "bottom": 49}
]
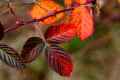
[{"left": 4, "top": 3, "right": 93, "bottom": 33}]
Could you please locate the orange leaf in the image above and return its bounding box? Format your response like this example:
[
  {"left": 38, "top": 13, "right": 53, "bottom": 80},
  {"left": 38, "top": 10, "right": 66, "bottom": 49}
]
[
  {"left": 64, "top": 0, "right": 91, "bottom": 7},
  {"left": 76, "top": 0, "right": 88, "bottom": 4},
  {"left": 30, "top": 0, "right": 64, "bottom": 24},
  {"left": 70, "top": 7, "right": 94, "bottom": 40},
  {"left": 64, "top": 0, "right": 72, "bottom": 7}
]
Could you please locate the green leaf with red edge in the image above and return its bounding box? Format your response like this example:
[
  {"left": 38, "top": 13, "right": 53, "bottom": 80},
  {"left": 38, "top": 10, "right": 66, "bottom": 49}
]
[
  {"left": 21, "top": 37, "right": 45, "bottom": 63},
  {"left": 0, "top": 22, "right": 4, "bottom": 40},
  {"left": 0, "top": 43, "right": 25, "bottom": 69},
  {"left": 45, "top": 44, "right": 73, "bottom": 77},
  {"left": 45, "top": 23, "right": 76, "bottom": 44}
]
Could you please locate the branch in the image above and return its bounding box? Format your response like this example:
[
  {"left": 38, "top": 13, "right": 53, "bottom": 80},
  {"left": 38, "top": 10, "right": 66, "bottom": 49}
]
[
  {"left": 4, "top": 3, "right": 93, "bottom": 33},
  {"left": 4, "top": 7, "right": 74, "bottom": 33}
]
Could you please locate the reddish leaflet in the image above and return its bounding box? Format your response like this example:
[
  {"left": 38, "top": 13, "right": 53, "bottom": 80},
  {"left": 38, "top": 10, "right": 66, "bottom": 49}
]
[
  {"left": 45, "top": 23, "right": 76, "bottom": 43},
  {"left": 21, "top": 37, "right": 45, "bottom": 63},
  {"left": 70, "top": 6, "right": 94, "bottom": 40},
  {"left": 45, "top": 45, "right": 73, "bottom": 76},
  {"left": 66, "top": 0, "right": 94, "bottom": 40}
]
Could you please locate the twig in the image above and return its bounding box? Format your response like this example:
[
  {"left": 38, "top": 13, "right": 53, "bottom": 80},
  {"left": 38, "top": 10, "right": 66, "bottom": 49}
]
[{"left": 4, "top": 3, "right": 93, "bottom": 33}]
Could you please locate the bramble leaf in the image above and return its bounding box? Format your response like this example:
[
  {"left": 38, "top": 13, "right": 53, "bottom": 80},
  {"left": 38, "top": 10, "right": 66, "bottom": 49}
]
[
  {"left": 45, "top": 44, "right": 73, "bottom": 76},
  {"left": 64, "top": 0, "right": 94, "bottom": 6},
  {"left": 30, "top": 0, "right": 64, "bottom": 24},
  {"left": 45, "top": 23, "right": 76, "bottom": 44},
  {"left": 21, "top": 37, "right": 45, "bottom": 63},
  {"left": 0, "top": 43, "right": 25, "bottom": 69},
  {"left": 75, "top": 0, "right": 93, "bottom": 4},
  {"left": 70, "top": 6, "right": 94, "bottom": 40}
]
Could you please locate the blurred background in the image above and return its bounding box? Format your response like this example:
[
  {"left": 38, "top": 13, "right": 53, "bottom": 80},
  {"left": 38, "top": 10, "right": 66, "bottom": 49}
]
[{"left": 0, "top": 0, "right": 120, "bottom": 80}]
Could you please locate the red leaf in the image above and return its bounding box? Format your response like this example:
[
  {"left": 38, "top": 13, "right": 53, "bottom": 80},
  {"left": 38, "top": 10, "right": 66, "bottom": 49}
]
[
  {"left": 70, "top": 7, "right": 94, "bottom": 40},
  {"left": 45, "top": 45, "right": 73, "bottom": 76},
  {"left": 45, "top": 23, "right": 76, "bottom": 43},
  {"left": 21, "top": 37, "right": 45, "bottom": 63}
]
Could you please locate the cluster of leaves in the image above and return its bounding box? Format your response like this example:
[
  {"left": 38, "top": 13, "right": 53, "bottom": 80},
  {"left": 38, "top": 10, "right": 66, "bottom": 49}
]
[{"left": 0, "top": 0, "right": 95, "bottom": 77}]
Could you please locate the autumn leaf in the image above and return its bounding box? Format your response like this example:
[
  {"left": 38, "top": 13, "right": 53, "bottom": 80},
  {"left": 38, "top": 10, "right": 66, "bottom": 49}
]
[
  {"left": 75, "top": 0, "right": 92, "bottom": 4},
  {"left": 70, "top": 6, "right": 94, "bottom": 40},
  {"left": 64, "top": 0, "right": 84, "bottom": 7},
  {"left": 45, "top": 23, "right": 76, "bottom": 44},
  {"left": 63, "top": 0, "right": 94, "bottom": 40},
  {"left": 78, "top": 7, "right": 94, "bottom": 40},
  {"left": 0, "top": 43, "right": 25, "bottom": 69},
  {"left": 45, "top": 44, "right": 73, "bottom": 76},
  {"left": 64, "top": 0, "right": 72, "bottom": 7},
  {"left": 21, "top": 37, "right": 45, "bottom": 63},
  {"left": 64, "top": 0, "right": 94, "bottom": 6},
  {"left": 30, "top": 0, "right": 64, "bottom": 24}
]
